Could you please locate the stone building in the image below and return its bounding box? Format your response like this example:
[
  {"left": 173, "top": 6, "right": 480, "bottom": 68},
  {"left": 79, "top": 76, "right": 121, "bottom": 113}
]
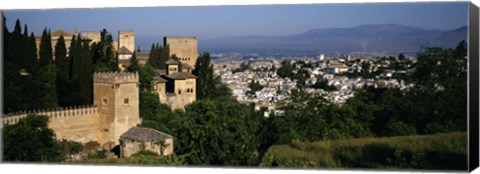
[
  {"left": 2, "top": 72, "right": 142, "bottom": 150},
  {"left": 164, "top": 36, "right": 198, "bottom": 68},
  {"left": 120, "top": 127, "right": 173, "bottom": 157},
  {"left": 153, "top": 59, "right": 197, "bottom": 110}
]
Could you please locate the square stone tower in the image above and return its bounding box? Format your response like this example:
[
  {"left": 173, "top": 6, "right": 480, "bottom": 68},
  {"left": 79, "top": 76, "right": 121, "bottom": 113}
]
[
  {"left": 93, "top": 72, "right": 141, "bottom": 146},
  {"left": 164, "top": 36, "right": 198, "bottom": 68},
  {"left": 118, "top": 30, "right": 135, "bottom": 53}
]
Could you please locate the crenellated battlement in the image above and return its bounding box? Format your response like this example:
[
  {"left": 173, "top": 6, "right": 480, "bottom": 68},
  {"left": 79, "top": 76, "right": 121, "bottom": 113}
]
[
  {"left": 1, "top": 105, "right": 99, "bottom": 126},
  {"left": 93, "top": 71, "right": 139, "bottom": 84}
]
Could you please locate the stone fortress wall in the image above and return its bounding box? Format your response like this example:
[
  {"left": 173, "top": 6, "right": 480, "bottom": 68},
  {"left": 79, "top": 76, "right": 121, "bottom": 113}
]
[
  {"left": 1, "top": 72, "right": 141, "bottom": 147},
  {"left": 1, "top": 106, "right": 101, "bottom": 144}
]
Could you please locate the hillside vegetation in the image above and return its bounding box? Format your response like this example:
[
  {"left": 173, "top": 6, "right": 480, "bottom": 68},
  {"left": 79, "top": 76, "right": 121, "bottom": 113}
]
[{"left": 260, "top": 132, "right": 467, "bottom": 170}]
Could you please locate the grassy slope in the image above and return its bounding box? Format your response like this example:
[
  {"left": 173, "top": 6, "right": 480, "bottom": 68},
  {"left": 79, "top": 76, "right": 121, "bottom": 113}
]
[{"left": 260, "top": 132, "right": 467, "bottom": 171}]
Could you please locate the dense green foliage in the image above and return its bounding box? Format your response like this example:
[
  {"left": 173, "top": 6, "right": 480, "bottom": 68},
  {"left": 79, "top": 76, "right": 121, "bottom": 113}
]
[
  {"left": 262, "top": 89, "right": 373, "bottom": 146},
  {"left": 171, "top": 97, "right": 263, "bottom": 165},
  {"left": 3, "top": 115, "right": 64, "bottom": 162},
  {"left": 260, "top": 132, "right": 467, "bottom": 170},
  {"left": 148, "top": 43, "right": 170, "bottom": 69},
  {"left": 91, "top": 29, "right": 118, "bottom": 72}
]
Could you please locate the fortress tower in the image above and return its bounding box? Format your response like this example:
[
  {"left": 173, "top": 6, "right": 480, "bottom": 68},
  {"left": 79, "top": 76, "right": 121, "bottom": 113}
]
[
  {"left": 164, "top": 36, "right": 198, "bottom": 68},
  {"left": 93, "top": 72, "right": 141, "bottom": 146},
  {"left": 118, "top": 31, "right": 135, "bottom": 70},
  {"left": 118, "top": 30, "right": 135, "bottom": 53}
]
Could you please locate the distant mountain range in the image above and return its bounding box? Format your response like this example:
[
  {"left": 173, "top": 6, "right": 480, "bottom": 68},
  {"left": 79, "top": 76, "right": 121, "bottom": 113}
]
[{"left": 199, "top": 24, "right": 467, "bottom": 55}]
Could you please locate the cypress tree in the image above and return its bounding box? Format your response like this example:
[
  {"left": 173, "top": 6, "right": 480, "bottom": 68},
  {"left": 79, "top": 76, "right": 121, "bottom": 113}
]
[
  {"left": 148, "top": 43, "right": 160, "bottom": 68},
  {"left": 81, "top": 39, "right": 93, "bottom": 104},
  {"left": 54, "top": 35, "right": 69, "bottom": 106},
  {"left": 71, "top": 34, "right": 85, "bottom": 105},
  {"left": 159, "top": 44, "right": 170, "bottom": 69},
  {"left": 127, "top": 51, "right": 139, "bottom": 72},
  {"left": 193, "top": 52, "right": 216, "bottom": 100},
  {"left": 7, "top": 19, "right": 23, "bottom": 67},
  {"left": 62, "top": 34, "right": 77, "bottom": 106},
  {"left": 68, "top": 35, "right": 77, "bottom": 80},
  {"left": 39, "top": 28, "right": 53, "bottom": 67},
  {"left": 25, "top": 31, "right": 38, "bottom": 73},
  {"left": 3, "top": 15, "right": 8, "bottom": 57},
  {"left": 148, "top": 43, "right": 155, "bottom": 66}
]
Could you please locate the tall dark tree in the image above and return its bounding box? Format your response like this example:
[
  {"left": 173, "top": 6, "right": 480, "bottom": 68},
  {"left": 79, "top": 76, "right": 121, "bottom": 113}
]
[
  {"left": 148, "top": 43, "right": 159, "bottom": 68},
  {"left": 159, "top": 44, "right": 170, "bottom": 68},
  {"left": 70, "top": 34, "right": 86, "bottom": 105},
  {"left": 193, "top": 52, "right": 231, "bottom": 100},
  {"left": 127, "top": 51, "right": 139, "bottom": 72},
  {"left": 193, "top": 52, "right": 214, "bottom": 98},
  {"left": 3, "top": 15, "right": 8, "bottom": 58},
  {"left": 82, "top": 39, "right": 93, "bottom": 104},
  {"left": 55, "top": 35, "right": 69, "bottom": 106},
  {"left": 26, "top": 33, "right": 38, "bottom": 72},
  {"left": 39, "top": 28, "right": 53, "bottom": 67}
]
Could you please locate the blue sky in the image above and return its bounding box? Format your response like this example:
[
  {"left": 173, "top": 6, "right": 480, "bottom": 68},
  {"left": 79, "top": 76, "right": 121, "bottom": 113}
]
[{"left": 3, "top": 2, "right": 468, "bottom": 49}]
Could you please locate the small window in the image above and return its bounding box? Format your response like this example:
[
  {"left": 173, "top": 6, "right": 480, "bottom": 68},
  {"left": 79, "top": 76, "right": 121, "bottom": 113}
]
[
  {"left": 102, "top": 97, "right": 108, "bottom": 105},
  {"left": 178, "top": 90, "right": 182, "bottom": 94},
  {"left": 124, "top": 98, "right": 129, "bottom": 105}
]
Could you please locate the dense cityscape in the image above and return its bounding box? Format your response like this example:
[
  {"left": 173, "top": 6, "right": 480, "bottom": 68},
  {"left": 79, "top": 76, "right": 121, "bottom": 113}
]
[{"left": 212, "top": 54, "right": 413, "bottom": 116}]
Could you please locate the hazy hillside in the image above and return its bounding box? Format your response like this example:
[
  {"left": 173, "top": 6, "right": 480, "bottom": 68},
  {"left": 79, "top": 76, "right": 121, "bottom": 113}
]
[{"left": 200, "top": 24, "right": 467, "bottom": 54}]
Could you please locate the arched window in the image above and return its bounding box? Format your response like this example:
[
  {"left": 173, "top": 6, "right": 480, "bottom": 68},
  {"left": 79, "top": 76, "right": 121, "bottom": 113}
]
[
  {"left": 124, "top": 98, "right": 129, "bottom": 105},
  {"left": 178, "top": 90, "right": 182, "bottom": 95}
]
